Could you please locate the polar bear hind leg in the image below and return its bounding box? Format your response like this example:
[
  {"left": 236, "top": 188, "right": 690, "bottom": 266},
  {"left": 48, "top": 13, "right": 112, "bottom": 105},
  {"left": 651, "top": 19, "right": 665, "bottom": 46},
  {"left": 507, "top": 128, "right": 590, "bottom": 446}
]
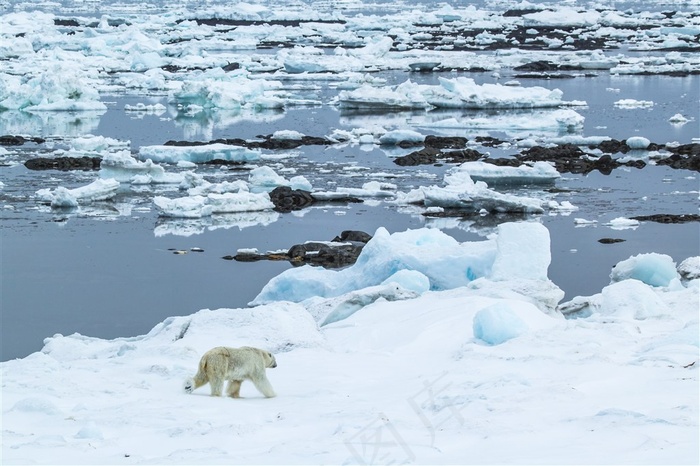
[{"left": 226, "top": 380, "right": 242, "bottom": 398}]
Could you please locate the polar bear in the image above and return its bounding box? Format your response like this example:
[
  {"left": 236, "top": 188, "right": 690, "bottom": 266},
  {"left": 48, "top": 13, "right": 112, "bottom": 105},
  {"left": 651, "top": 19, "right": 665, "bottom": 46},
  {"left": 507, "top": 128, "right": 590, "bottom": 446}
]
[{"left": 184, "top": 346, "right": 277, "bottom": 398}]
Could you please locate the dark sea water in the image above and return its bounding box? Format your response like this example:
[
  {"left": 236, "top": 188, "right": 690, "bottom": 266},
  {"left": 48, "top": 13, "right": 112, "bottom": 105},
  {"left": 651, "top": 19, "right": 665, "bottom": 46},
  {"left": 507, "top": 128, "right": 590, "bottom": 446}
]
[{"left": 1, "top": 0, "right": 699, "bottom": 360}]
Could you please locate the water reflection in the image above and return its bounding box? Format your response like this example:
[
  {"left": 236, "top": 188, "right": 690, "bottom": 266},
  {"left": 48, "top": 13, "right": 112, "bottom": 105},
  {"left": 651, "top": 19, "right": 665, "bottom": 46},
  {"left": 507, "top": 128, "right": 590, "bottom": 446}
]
[
  {"left": 0, "top": 109, "right": 105, "bottom": 137},
  {"left": 170, "top": 106, "right": 285, "bottom": 141},
  {"left": 154, "top": 210, "right": 280, "bottom": 237}
]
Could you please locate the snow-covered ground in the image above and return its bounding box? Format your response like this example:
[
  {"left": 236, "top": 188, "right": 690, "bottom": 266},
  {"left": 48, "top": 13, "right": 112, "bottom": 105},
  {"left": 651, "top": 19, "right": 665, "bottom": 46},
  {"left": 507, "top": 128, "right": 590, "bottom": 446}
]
[{"left": 2, "top": 223, "right": 698, "bottom": 464}]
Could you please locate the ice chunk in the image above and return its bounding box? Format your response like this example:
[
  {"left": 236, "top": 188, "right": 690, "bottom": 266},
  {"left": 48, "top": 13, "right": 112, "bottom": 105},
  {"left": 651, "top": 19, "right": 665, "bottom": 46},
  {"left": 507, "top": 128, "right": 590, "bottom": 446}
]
[
  {"left": 626, "top": 137, "right": 650, "bottom": 149},
  {"left": 289, "top": 176, "right": 313, "bottom": 191},
  {"left": 99, "top": 152, "right": 182, "bottom": 184},
  {"left": 614, "top": 99, "right": 653, "bottom": 108},
  {"left": 378, "top": 129, "right": 425, "bottom": 146},
  {"left": 70, "top": 135, "right": 129, "bottom": 153},
  {"left": 417, "top": 170, "right": 546, "bottom": 214},
  {"left": 36, "top": 178, "right": 120, "bottom": 207},
  {"left": 251, "top": 226, "right": 500, "bottom": 305},
  {"left": 247, "top": 166, "right": 311, "bottom": 192},
  {"left": 434, "top": 77, "right": 569, "bottom": 108},
  {"left": 451, "top": 161, "right": 559, "bottom": 185},
  {"left": 668, "top": 113, "right": 690, "bottom": 124},
  {"left": 206, "top": 192, "right": 274, "bottom": 213},
  {"left": 139, "top": 144, "right": 260, "bottom": 164},
  {"left": 272, "top": 130, "right": 304, "bottom": 140},
  {"left": 380, "top": 269, "right": 430, "bottom": 294},
  {"left": 600, "top": 279, "right": 669, "bottom": 319},
  {"left": 306, "top": 282, "right": 421, "bottom": 326},
  {"left": 0, "top": 64, "right": 106, "bottom": 111},
  {"left": 337, "top": 81, "right": 432, "bottom": 110},
  {"left": 337, "top": 77, "right": 578, "bottom": 111},
  {"left": 678, "top": 256, "right": 700, "bottom": 282},
  {"left": 491, "top": 222, "right": 551, "bottom": 281},
  {"left": 348, "top": 36, "right": 393, "bottom": 58},
  {"left": 606, "top": 217, "right": 639, "bottom": 230},
  {"left": 171, "top": 73, "right": 285, "bottom": 110},
  {"left": 153, "top": 195, "right": 213, "bottom": 218},
  {"left": 473, "top": 303, "right": 529, "bottom": 345},
  {"left": 335, "top": 181, "right": 397, "bottom": 198},
  {"left": 249, "top": 166, "right": 290, "bottom": 190},
  {"left": 610, "top": 253, "right": 678, "bottom": 287},
  {"left": 420, "top": 109, "right": 584, "bottom": 135}
]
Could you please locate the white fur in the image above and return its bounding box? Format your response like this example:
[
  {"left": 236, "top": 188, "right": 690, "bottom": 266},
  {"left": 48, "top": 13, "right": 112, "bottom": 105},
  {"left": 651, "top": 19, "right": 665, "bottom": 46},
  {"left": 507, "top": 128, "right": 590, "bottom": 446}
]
[{"left": 184, "top": 346, "right": 277, "bottom": 398}]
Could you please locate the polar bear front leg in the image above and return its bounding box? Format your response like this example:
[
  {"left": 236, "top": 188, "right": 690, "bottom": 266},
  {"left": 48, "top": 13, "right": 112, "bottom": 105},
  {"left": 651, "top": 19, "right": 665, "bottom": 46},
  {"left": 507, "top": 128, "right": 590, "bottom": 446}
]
[{"left": 250, "top": 374, "right": 276, "bottom": 398}]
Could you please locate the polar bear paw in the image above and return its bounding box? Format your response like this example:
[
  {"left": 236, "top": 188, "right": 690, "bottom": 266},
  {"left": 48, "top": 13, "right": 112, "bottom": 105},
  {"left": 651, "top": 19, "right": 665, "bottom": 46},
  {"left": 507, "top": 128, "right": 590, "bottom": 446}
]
[{"left": 183, "top": 378, "right": 194, "bottom": 394}]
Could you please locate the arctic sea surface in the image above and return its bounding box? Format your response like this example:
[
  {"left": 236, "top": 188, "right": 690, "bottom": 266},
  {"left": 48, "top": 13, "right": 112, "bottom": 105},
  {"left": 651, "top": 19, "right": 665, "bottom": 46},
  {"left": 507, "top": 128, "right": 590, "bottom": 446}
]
[{"left": 1, "top": 0, "right": 699, "bottom": 361}]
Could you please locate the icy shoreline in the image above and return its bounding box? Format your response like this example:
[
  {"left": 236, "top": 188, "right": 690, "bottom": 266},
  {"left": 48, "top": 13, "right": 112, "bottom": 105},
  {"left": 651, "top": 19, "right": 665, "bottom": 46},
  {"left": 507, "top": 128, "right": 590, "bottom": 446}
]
[{"left": 2, "top": 222, "right": 698, "bottom": 464}]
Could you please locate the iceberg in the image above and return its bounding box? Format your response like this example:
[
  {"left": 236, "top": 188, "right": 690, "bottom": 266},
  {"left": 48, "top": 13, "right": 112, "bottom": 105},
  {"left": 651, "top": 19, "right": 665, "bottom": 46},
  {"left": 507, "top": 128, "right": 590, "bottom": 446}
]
[
  {"left": 251, "top": 226, "right": 499, "bottom": 305},
  {"left": 251, "top": 222, "right": 561, "bottom": 309}
]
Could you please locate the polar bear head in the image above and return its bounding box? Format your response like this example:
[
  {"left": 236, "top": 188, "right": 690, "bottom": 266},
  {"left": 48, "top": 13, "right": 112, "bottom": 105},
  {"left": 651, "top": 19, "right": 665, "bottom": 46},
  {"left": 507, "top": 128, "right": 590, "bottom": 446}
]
[{"left": 264, "top": 350, "right": 277, "bottom": 369}]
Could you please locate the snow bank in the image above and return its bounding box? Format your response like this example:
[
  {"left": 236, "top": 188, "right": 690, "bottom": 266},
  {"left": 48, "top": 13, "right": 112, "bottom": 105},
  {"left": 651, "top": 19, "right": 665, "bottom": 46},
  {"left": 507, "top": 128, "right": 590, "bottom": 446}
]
[{"left": 40, "top": 301, "right": 324, "bottom": 361}]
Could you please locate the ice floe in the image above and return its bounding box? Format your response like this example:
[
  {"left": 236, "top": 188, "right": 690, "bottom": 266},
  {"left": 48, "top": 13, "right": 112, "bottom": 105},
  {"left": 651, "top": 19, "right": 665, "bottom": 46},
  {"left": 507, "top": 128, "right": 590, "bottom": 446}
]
[
  {"left": 139, "top": 143, "right": 260, "bottom": 164},
  {"left": 36, "top": 178, "right": 120, "bottom": 208},
  {"left": 337, "top": 77, "right": 584, "bottom": 110}
]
